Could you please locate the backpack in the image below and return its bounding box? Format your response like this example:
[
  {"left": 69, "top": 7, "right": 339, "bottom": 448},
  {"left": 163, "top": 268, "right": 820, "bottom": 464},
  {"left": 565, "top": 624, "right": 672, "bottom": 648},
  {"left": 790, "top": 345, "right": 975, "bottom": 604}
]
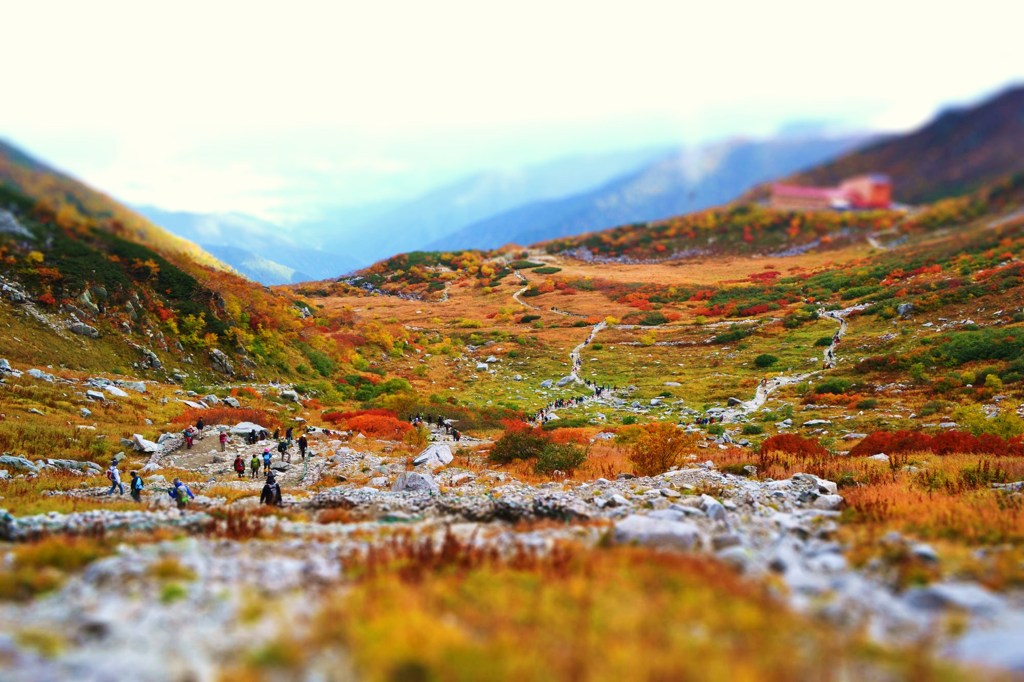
[
  {"left": 175, "top": 485, "right": 189, "bottom": 505},
  {"left": 132, "top": 476, "right": 143, "bottom": 491},
  {"left": 106, "top": 469, "right": 114, "bottom": 481}
]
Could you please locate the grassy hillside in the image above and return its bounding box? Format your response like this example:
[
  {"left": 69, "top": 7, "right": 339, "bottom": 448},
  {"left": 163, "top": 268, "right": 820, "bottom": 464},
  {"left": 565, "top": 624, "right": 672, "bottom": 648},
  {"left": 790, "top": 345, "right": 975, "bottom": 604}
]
[
  {"left": 0, "top": 140, "right": 227, "bottom": 271},
  {"left": 744, "top": 85, "right": 1024, "bottom": 204}
]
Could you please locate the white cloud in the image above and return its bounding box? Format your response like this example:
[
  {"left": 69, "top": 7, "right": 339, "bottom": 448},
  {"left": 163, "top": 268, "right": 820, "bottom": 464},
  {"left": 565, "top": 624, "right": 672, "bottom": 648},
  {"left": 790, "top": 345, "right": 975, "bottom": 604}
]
[{"left": 3, "top": 0, "right": 1022, "bottom": 215}]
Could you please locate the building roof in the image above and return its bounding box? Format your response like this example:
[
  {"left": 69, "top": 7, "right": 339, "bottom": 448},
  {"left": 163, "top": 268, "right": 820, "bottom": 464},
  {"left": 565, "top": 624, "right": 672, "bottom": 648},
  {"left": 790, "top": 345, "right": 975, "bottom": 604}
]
[{"left": 771, "top": 184, "right": 840, "bottom": 199}]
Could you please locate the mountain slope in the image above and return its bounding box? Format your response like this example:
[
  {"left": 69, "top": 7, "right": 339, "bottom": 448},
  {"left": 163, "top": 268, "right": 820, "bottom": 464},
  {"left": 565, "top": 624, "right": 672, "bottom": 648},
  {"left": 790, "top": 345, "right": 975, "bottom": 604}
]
[
  {"left": 135, "top": 206, "right": 361, "bottom": 284},
  {"left": 747, "top": 85, "right": 1024, "bottom": 204},
  {"left": 0, "top": 139, "right": 227, "bottom": 271},
  {"left": 428, "top": 135, "right": 865, "bottom": 251}
]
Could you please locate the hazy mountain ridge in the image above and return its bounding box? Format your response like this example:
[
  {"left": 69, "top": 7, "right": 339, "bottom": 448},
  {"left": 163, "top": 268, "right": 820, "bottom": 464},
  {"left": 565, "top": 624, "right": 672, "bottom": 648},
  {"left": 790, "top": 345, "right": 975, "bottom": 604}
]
[
  {"left": 744, "top": 85, "right": 1024, "bottom": 204},
  {"left": 427, "top": 135, "right": 866, "bottom": 251}
]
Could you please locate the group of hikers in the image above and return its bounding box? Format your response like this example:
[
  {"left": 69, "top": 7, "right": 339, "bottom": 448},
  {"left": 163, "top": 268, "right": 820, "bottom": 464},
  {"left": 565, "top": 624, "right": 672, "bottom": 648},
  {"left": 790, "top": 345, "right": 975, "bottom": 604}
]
[
  {"left": 409, "top": 414, "right": 462, "bottom": 442},
  {"left": 105, "top": 460, "right": 196, "bottom": 508}
]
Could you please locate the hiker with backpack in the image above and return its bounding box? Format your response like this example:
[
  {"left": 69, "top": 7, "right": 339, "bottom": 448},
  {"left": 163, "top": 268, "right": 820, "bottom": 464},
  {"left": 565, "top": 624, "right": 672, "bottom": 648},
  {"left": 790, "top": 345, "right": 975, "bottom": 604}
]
[
  {"left": 219, "top": 430, "right": 228, "bottom": 452},
  {"left": 277, "top": 439, "right": 289, "bottom": 463},
  {"left": 183, "top": 426, "right": 195, "bottom": 449},
  {"left": 298, "top": 434, "right": 308, "bottom": 459},
  {"left": 250, "top": 453, "right": 261, "bottom": 479},
  {"left": 260, "top": 473, "right": 283, "bottom": 506},
  {"left": 233, "top": 454, "right": 245, "bottom": 479},
  {"left": 130, "top": 471, "right": 144, "bottom": 502},
  {"left": 262, "top": 448, "right": 272, "bottom": 475},
  {"left": 169, "top": 478, "right": 194, "bottom": 509},
  {"left": 106, "top": 460, "right": 124, "bottom": 495},
  {"left": 195, "top": 417, "right": 205, "bottom": 439}
]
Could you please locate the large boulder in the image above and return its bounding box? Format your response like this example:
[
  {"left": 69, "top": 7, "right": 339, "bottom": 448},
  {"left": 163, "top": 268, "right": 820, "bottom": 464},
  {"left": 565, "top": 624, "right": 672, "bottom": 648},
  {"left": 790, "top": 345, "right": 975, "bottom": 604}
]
[
  {"left": 68, "top": 321, "right": 100, "bottom": 338},
  {"left": 280, "top": 389, "right": 300, "bottom": 403},
  {"left": 223, "top": 396, "right": 241, "bottom": 408},
  {"left": 556, "top": 375, "right": 574, "bottom": 387},
  {"left": 105, "top": 385, "right": 129, "bottom": 398},
  {"left": 85, "top": 390, "right": 106, "bottom": 401},
  {"left": 209, "top": 348, "right": 234, "bottom": 375},
  {"left": 131, "top": 434, "right": 160, "bottom": 453},
  {"left": 391, "top": 471, "right": 439, "bottom": 494},
  {"left": 28, "top": 368, "right": 56, "bottom": 383},
  {"left": 412, "top": 443, "right": 453, "bottom": 469},
  {"left": 230, "top": 421, "right": 266, "bottom": 435},
  {"left": 46, "top": 458, "right": 102, "bottom": 475},
  {"left": 613, "top": 514, "right": 701, "bottom": 551},
  {"left": 0, "top": 454, "right": 40, "bottom": 473}
]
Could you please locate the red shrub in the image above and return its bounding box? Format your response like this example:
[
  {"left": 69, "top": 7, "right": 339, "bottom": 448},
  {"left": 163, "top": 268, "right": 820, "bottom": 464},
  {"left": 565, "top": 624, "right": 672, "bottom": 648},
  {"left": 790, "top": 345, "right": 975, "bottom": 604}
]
[
  {"left": 760, "top": 434, "right": 828, "bottom": 458},
  {"left": 345, "top": 414, "right": 412, "bottom": 439},
  {"left": 849, "top": 430, "right": 1024, "bottom": 457},
  {"left": 322, "top": 408, "right": 398, "bottom": 425}
]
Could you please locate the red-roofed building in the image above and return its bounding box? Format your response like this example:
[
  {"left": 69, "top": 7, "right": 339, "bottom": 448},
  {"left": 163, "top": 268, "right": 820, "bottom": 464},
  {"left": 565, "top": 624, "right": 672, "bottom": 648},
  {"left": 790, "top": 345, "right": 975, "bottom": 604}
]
[{"left": 770, "top": 174, "right": 892, "bottom": 211}]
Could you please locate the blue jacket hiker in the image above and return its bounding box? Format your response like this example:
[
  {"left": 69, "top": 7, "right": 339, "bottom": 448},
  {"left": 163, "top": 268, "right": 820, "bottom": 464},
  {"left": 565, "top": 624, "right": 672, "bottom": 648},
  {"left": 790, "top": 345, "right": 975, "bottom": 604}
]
[
  {"left": 130, "top": 471, "right": 144, "bottom": 502},
  {"left": 169, "top": 478, "right": 195, "bottom": 509}
]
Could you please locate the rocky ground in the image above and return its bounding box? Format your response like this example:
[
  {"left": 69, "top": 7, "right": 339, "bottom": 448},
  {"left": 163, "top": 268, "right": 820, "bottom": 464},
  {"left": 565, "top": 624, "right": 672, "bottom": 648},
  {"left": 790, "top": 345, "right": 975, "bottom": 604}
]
[{"left": 3, "top": 421, "right": 1024, "bottom": 679}]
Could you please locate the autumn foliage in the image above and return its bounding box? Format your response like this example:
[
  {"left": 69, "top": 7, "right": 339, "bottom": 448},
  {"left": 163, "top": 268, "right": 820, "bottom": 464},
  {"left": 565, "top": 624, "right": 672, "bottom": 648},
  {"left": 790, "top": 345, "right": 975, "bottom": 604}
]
[
  {"left": 759, "top": 434, "right": 828, "bottom": 458},
  {"left": 848, "top": 430, "right": 1024, "bottom": 457},
  {"left": 172, "top": 407, "right": 279, "bottom": 429},
  {"left": 628, "top": 422, "right": 696, "bottom": 476}
]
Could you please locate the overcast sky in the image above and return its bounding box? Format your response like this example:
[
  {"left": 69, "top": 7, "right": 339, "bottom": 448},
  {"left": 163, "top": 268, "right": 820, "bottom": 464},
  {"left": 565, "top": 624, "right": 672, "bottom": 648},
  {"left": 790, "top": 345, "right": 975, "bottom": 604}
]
[{"left": 2, "top": 0, "right": 1021, "bottom": 222}]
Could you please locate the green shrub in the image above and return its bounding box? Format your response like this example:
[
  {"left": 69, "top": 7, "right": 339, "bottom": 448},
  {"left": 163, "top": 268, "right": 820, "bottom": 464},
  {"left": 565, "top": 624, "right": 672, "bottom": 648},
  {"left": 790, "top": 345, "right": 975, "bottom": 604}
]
[
  {"left": 533, "top": 267, "right": 562, "bottom": 275},
  {"left": 535, "top": 442, "right": 586, "bottom": 474},
  {"left": 622, "top": 415, "right": 637, "bottom": 425},
  {"left": 488, "top": 430, "right": 548, "bottom": 464},
  {"left": 856, "top": 398, "right": 878, "bottom": 409},
  {"left": 741, "top": 424, "right": 763, "bottom": 435},
  {"left": 814, "top": 336, "right": 834, "bottom": 347},
  {"left": 814, "top": 378, "right": 851, "bottom": 395},
  {"left": 754, "top": 354, "right": 778, "bottom": 368}
]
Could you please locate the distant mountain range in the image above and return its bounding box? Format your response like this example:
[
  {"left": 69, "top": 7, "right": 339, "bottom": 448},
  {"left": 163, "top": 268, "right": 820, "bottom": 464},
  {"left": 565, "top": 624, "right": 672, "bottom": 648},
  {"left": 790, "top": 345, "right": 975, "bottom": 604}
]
[
  {"left": 745, "top": 85, "right": 1024, "bottom": 204},
  {"left": 426, "top": 135, "right": 866, "bottom": 251}
]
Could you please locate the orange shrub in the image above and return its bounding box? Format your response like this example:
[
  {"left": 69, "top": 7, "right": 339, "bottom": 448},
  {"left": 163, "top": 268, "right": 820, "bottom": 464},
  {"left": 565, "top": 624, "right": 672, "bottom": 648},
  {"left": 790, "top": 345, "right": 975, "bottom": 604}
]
[
  {"left": 345, "top": 414, "right": 413, "bottom": 440},
  {"left": 547, "top": 428, "right": 592, "bottom": 445},
  {"left": 322, "top": 408, "right": 398, "bottom": 425}
]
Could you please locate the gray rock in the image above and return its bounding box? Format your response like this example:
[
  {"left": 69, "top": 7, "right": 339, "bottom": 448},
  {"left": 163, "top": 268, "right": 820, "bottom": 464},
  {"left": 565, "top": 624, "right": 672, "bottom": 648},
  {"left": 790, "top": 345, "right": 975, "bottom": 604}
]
[
  {"left": 270, "top": 462, "right": 291, "bottom": 472},
  {"left": 391, "top": 471, "right": 439, "bottom": 493},
  {"left": 556, "top": 375, "right": 574, "bottom": 387},
  {"left": 803, "top": 419, "right": 832, "bottom": 427},
  {"left": 540, "top": 379, "right": 553, "bottom": 389},
  {"left": 867, "top": 453, "right": 890, "bottom": 462},
  {"left": 0, "top": 208, "right": 32, "bottom": 238},
  {"left": 699, "top": 494, "right": 727, "bottom": 521},
  {"left": 412, "top": 443, "right": 454, "bottom": 469},
  {"left": 904, "top": 582, "right": 1004, "bottom": 617},
  {"left": 0, "top": 359, "right": 12, "bottom": 373},
  {"left": 28, "top": 368, "right": 56, "bottom": 382},
  {"left": 86, "top": 390, "right": 106, "bottom": 401},
  {"left": 80, "top": 407, "right": 92, "bottom": 417},
  {"left": 68, "top": 321, "right": 100, "bottom": 338},
  {"left": 280, "top": 389, "right": 300, "bottom": 403},
  {"left": 203, "top": 394, "right": 220, "bottom": 404},
  {"left": 842, "top": 432, "right": 868, "bottom": 440},
  {"left": 712, "top": 533, "right": 743, "bottom": 550},
  {"left": 223, "top": 397, "right": 241, "bottom": 408},
  {"left": 131, "top": 434, "right": 160, "bottom": 453},
  {"left": 911, "top": 543, "right": 939, "bottom": 563},
  {"left": 812, "top": 494, "right": 844, "bottom": 511},
  {"left": 229, "top": 421, "right": 266, "bottom": 435},
  {"left": 121, "top": 382, "right": 147, "bottom": 393},
  {"left": 0, "top": 454, "right": 39, "bottom": 473},
  {"left": 105, "top": 385, "right": 129, "bottom": 398},
  {"left": 613, "top": 515, "right": 701, "bottom": 551},
  {"left": 209, "top": 348, "right": 234, "bottom": 375},
  {"left": 45, "top": 458, "right": 103, "bottom": 474},
  {"left": 897, "top": 302, "right": 914, "bottom": 318}
]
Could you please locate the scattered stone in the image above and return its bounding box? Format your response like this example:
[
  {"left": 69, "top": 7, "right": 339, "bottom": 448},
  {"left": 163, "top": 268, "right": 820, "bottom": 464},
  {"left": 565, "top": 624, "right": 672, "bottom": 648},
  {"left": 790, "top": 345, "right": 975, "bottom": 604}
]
[
  {"left": 904, "top": 582, "right": 1004, "bottom": 617},
  {"left": 867, "top": 453, "right": 890, "bottom": 463},
  {"left": 131, "top": 434, "right": 160, "bottom": 453},
  {"left": 28, "top": 368, "right": 56, "bottom": 382},
  {"left": 223, "top": 397, "right": 241, "bottom": 408},
  {"left": 391, "top": 471, "right": 439, "bottom": 494},
  {"left": 556, "top": 375, "right": 574, "bottom": 387},
  {"left": 412, "top": 443, "right": 454, "bottom": 469},
  {"left": 280, "top": 389, "right": 300, "bottom": 403},
  {"left": 105, "top": 385, "right": 129, "bottom": 399},
  {"left": 209, "top": 348, "right": 234, "bottom": 375},
  {"left": 80, "top": 407, "right": 92, "bottom": 418},
  {"left": 540, "top": 380, "right": 553, "bottom": 389},
  {"left": 0, "top": 454, "right": 40, "bottom": 473},
  {"left": 86, "top": 390, "right": 106, "bottom": 401},
  {"left": 699, "top": 494, "right": 726, "bottom": 521},
  {"left": 812, "top": 494, "right": 844, "bottom": 511},
  {"left": 68, "top": 321, "right": 100, "bottom": 338},
  {"left": 613, "top": 515, "right": 701, "bottom": 551}
]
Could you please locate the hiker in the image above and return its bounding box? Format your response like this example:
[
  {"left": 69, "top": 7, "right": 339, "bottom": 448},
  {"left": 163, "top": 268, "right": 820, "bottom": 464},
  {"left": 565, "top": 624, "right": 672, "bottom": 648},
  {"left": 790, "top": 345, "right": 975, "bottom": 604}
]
[
  {"left": 219, "top": 430, "right": 228, "bottom": 452},
  {"left": 129, "top": 471, "right": 143, "bottom": 502},
  {"left": 195, "top": 417, "right": 205, "bottom": 439},
  {"left": 273, "top": 428, "right": 280, "bottom": 440},
  {"left": 262, "top": 448, "right": 272, "bottom": 475},
  {"left": 169, "top": 478, "right": 195, "bottom": 509},
  {"left": 183, "top": 426, "right": 195, "bottom": 449},
  {"left": 248, "top": 429, "right": 258, "bottom": 445},
  {"left": 452, "top": 428, "right": 461, "bottom": 443},
  {"left": 106, "top": 460, "right": 124, "bottom": 495},
  {"left": 285, "top": 426, "right": 293, "bottom": 441},
  {"left": 260, "top": 473, "right": 283, "bottom": 506},
  {"left": 277, "top": 438, "right": 289, "bottom": 463},
  {"left": 250, "top": 453, "right": 261, "bottom": 479},
  {"left": 298, "top": 434, "right": 308, "bottom": 459},
  {"left": 233, "top": 454, "right": 245, "bottom": 479}
]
